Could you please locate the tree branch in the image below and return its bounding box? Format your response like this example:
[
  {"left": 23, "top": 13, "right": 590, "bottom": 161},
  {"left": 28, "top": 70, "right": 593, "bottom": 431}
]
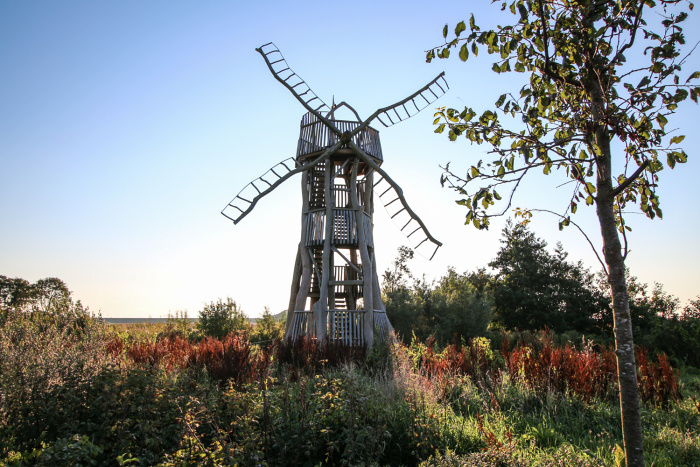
[
  {"left": 610, "top": 0, "right": 645, "bottom": 67},
  {"left": 528, "top": 208, "right": 609, "bottom": 274},
  {"left": 611, "top": 159, "right": 650, "bottom": 197}
]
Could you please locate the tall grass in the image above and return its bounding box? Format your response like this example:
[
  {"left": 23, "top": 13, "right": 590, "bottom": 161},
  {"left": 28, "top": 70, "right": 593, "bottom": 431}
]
[{"left": 1, "top": 318, "right": 698, "bottom": 466}]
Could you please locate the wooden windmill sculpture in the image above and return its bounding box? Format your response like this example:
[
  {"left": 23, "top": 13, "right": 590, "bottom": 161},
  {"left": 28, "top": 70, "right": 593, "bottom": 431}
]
[{"left": 222, "top": 43, "right": 448, "bottom": 348}]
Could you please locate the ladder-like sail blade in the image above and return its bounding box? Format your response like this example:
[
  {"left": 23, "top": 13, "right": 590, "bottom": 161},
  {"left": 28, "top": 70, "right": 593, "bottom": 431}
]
[
  {"left": 256, "top": 43, "right": 331, "bottom": 118},
  {"left": 222, "top": 142, "right": 343, "bottom": 225},
  {"left": 368, "top": 73, "right": 449, "bottom": 129},
  {"left": 222, "top": 158, "right": 300, "bottom": 224},
  {"left": 373, "top": 175, "right": 441, "bottom": 260},
  {"left": 347, "top": 141, "right": 442, "bottom": 260}
]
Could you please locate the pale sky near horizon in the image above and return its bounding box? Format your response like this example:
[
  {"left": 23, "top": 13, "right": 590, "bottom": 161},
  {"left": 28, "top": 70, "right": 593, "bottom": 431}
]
[{"left": 1, "top": 1, "right": 699, "bottom": 318}]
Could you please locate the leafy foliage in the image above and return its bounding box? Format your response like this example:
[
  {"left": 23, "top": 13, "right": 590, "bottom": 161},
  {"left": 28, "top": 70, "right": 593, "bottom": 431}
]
[
  {"left": 383, "top": 248, "right": 494, "bottom": 345},
  {"left": 427, "top": 0, "right": 698, "bottom": 232},
  {"left": 250, "top": 306, "right": 285, "bottom": 345},
  {"left": 196, "top": 297, "right": 249, "bottom": 339},
  {"left": 490, "top": 221, "right": 603, "bottom": 333},
  {"left": 428, "top": 5, "right": 699, "bottom": 458},
  {"left": 2, "top": 311, "right": 698, "bottom": 466}
]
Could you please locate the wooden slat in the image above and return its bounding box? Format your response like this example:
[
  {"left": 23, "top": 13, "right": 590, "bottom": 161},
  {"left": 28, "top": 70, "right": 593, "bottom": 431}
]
[{"left": 296, "top": 114, "right": 383, "bottom": 161}]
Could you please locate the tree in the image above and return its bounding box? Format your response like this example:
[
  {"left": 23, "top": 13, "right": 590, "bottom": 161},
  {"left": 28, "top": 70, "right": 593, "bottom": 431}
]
[
  {"left": 383, "top": 247, "right": 494, "bottom": 344},
  {"left": 251, "top": 307, "right": 285, "bottom": 345},
  {"left": 382, "top": 247, "right": 431, "bottom": 342},
  {"left": 490, "top": 221, "right": 601, "bottom": 334},
  {"left": 427, "top": 1, "right": 699, "bottom": 464},
  {"left": 0, "top": 275, "right": 34, "bottom": 315},
  {"left": 431, "top": 268, "right": 494, "bottom": 343}
]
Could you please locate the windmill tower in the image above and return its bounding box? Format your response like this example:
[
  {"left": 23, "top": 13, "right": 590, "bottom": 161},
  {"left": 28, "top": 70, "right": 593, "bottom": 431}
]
[{"left": 223, "top": 43, "right": 448, "bottom": 348}]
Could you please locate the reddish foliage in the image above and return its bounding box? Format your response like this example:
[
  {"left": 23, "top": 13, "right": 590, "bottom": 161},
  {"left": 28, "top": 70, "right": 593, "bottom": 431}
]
[
  {"left": 122, "top": 333, "right": 274, "bottom": 384},
  {"left": 276, "top": 335, "right": 366, "bottom": 375},
  {"left": 105, "top": 335, "right": 124, "bottom": 358},
  {"left": 415, "top": 332, "right": 682, "bottom": 406},
  {"left": 420, "top": 337, "right": 498, "bottom": 383},
  {"left": 126, "top": 337, "right": 194, "bottom": 370},
  {"left": 636, "top": 348, "right": 681, "bottom": 406},
  {"left": 187, "top": 332, "right": 273, "bottom": 385},
  {"left": 503, "top": 338, "right": 617, "bottom": 401},
  {"left": 476, "top": 412, "right": 502, "bottom": 448}
]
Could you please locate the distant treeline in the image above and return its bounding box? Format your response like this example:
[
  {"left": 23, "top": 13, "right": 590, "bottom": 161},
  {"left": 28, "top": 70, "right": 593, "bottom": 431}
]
[{"left": 382, "top": 221, "right": 700, "bottom": 368}]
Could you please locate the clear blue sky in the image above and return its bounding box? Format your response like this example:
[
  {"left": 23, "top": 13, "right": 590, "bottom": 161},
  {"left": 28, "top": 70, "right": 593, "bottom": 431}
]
[{"left": 1, "top": 1, "right": 698, "bottom": 318}]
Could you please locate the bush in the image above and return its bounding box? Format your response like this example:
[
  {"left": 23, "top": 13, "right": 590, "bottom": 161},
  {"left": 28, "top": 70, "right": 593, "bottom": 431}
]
[
  {"left": 196, "top": 298, "right": 249, "bottom": 339},
  {"left": 431, "top": 268, "right": 494, "bottom": 344},
  {"left": 0, "top": 308, "right": 112, "bottom": 450},
  {"left": 250, "top": 307, "right": 285, "bottom": 345}
]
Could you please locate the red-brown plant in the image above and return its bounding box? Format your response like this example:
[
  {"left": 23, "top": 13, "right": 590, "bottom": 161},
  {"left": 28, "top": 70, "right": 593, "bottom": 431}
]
[
  {"left": 636, "top": 348, "right": 681, "bottom": 406},
  {"left": 126, "top": 336, "right": 194, "bottom": 370},
  {"left": 276, "top": 335, "right": 366, "bottom": 376},
  {"left": 187, "top": 332, "right": 273, "bottom": 385}
]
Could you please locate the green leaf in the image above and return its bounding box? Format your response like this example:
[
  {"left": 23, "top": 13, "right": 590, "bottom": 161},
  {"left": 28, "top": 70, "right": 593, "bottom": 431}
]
[
  {"left": 472, "top": 42, "right": 479, "bottom": 57},
  {"left": 656, "top": 114, "right": 668, "bottom": 129},
  {"left": 686, "top": 71, "right": 700, "bottom": 83},
  {"left": 492, "top": 62, "right": 502, "bottom": 73},
  {"left": 459, "top": 44, "right": 469, "bottom": 62},
  {"left": 443, "top": 24, "right": 448, "bottom": 39},
  {"left": 669, "top": 135, "right": 685, "bottom": 144},
  {"left": 586, "top": 195, "right": 594, "bottom": 205},
  {"left": 518, "top": 3, "right": 528, "bottom": 20},
  {"left": 455, "top": 21, "right": 467, "bottom": 37},
  {"left": 496, "top": 94, "right": 507, "bottom": 107}
]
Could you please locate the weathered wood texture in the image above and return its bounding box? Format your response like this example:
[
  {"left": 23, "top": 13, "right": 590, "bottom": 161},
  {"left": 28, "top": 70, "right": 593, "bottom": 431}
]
[
  {"left": 285, "top": 153, "right": 390, "bottom": 348},
  {"left": 297, "top": 114, "right": 383, "bottom": 162}
]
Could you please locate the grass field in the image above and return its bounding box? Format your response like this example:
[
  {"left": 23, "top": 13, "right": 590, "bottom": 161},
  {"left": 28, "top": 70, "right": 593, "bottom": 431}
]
[{"left": 1, "top": 316, "right": 699, "bottom": 466}]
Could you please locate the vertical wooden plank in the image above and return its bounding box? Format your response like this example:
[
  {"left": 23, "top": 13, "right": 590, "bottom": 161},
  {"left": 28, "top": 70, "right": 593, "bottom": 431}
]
[
  {"left": 288, "top": 170, "right": 314, "bottom": 340},
  {"left": 316, "top": 158, "right": 334, "bottom": 342}
]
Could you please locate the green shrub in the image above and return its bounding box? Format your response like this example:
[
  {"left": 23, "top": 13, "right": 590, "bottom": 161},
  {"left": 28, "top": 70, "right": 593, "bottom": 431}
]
[
  {"left": 36, "top": 434, "right": 103, "bottom": 466},
  {"left": 250, "top": 307, "right": 284, "bottom": 345},
  {"left": 196, "top": 298, "right": 249, "bottom": 340},
  {"left": 0, "top": 309, "right": 112, "bottom": 454}
]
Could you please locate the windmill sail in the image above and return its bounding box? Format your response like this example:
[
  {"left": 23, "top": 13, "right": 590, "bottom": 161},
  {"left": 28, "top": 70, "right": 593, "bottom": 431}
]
[
  {"left": 222, "top": 158, "right": 301, "bottom": 224},
  {"left": 372, "top": 73, "right": 449, "bottom": 128},
  {"left": 347, "top": 141, "right": 442, "bottom": 260},
  {"left": 373, "top": 174, "right": 441, "bottom": 260},
  {"left": 256, "top": 43, "right": 331, "bottom": 117},
  {"left": 222, "top": 142, "right": 344, "bottom": 225}
]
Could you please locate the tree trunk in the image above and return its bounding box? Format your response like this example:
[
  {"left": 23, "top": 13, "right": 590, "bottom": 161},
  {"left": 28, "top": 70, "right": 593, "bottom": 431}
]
[{"left": 596, "top": 134, "right": 645, "bottom": 466}]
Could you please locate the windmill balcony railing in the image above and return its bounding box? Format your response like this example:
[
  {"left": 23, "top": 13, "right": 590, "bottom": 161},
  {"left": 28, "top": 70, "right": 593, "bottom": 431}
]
[
  {"left": 288, "top": 310, "right": 388, "bottom": 346},
  {"left": 297, "top": 113, "right": 383, "bottom": 161},
  {"left": 305, "top": 209, "right": 374, "bottom": 248}
]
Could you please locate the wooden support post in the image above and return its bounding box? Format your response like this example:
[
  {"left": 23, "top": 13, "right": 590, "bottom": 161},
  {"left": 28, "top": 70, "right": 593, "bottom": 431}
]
[
  {"left": 349, "top": 157, "right": 374, "bottom": 348},
  {"left": 286, "top": 245, "right": 302, "bottom": 335},
  {"left": 288, "top": 170, "right": 314, "bottom": 339},
  {"left": 316, "top": 158, "right": 334, "bottom": 342}
]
